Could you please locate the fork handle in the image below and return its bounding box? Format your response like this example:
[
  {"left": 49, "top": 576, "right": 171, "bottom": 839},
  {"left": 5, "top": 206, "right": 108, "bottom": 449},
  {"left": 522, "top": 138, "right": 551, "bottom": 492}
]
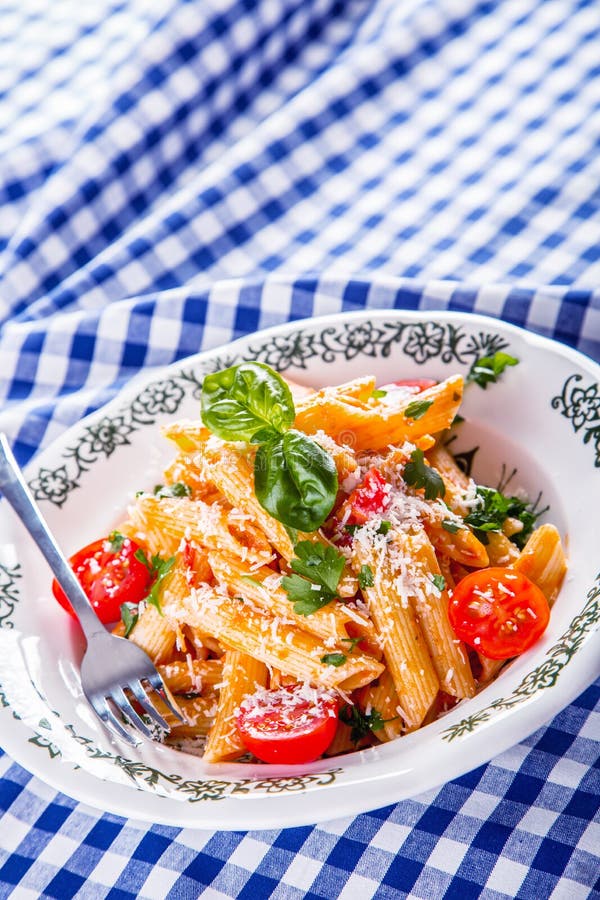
[{"left": 0, "top": 434, "right": 104, "bottom": 638}]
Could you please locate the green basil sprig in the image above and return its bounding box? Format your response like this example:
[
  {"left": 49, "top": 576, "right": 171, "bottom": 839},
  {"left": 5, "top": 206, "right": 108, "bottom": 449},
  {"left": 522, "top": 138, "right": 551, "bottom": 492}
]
[
  {"left": 201, "top": 362, "right": 295, "bottom": 442},
  {"left": 201, "top": 362, "right": 338, "bottom": 532}
]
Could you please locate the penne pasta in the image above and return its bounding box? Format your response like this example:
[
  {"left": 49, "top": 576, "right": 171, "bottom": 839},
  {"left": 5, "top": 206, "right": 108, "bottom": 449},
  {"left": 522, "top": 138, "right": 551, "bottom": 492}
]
[
  {"left": 203, "top": 650, "right": 268, "bottom": 763},
  {"left": 92, "top": 362, "right": 566, "bottom": 765}
]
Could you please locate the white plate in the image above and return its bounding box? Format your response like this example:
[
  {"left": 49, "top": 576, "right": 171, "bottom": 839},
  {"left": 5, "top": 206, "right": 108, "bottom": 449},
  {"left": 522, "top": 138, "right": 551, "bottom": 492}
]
[{"left": 1, "top": 310, "right": 599, "bottom": 830}]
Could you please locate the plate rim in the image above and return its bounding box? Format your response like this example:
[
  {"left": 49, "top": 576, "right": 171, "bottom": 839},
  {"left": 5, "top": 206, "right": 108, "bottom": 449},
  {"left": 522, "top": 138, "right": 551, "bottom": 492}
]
[{"left": 1, "top": 308, "right": 599, "bottom": 829}]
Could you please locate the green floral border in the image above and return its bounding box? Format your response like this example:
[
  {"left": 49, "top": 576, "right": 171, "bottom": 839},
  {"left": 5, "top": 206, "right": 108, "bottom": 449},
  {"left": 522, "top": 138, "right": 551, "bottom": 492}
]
[
  {"left": 0, "top": 561, "right": 21, "bottom": 629},
  {"left": 28, "top": 320, "right": 509, "bottom": 507},
  {"left": 442, "top": 574, "right": 600, "bottom": 741},
  {"left": 552, "top": 373, "right": 600, "bottom": 466}
]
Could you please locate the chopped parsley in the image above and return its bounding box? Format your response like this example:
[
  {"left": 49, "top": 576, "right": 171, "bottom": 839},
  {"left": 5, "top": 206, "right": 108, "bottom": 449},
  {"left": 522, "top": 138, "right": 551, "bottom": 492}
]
[
  {"left": 321, "top": 653, "right": 347, "bottom": 667},
  {"left": 358, "top": 564, "right": 375, "bottom": 589},
  {"left": 441, "top": 519, "right": 462, "bottom": 534},
  {"left": 377, "top": 520, "right": 392, "bottom": 536},
  {"left": 404, "top": 398, "right": 433, "bottom": 421},
  {"left": 339, "top": 704, "right": 386, "bottom": 743},
  {"left": 107, "top": 530, "right": 125, "bottom": 552},
  {"left": 134, "top": 550, "right": 176, "bottom": 614},
  {"left": 241, "top": 575, "right": 263, "bottom": 588},
  {"left": 282, "top": 541, "right": 345, "bottom": 615},
  {"left": 403, "top": 449, "right": 445, "bottom": 501},
  {"left": 120, "top": 602, "right": 138, "bottom": 637},
  {"left": 465, "top": 485, "right": 544, "bottom": 549},
  {"left": 467, "top": 351, "right": 519, "bottom": 389},
  {"left": 344, "top": 523, "right": 362, "bottom": 535},
  {"left": 341, "top": 636, "right": 362, "bottom": 653},
  {"left": 153, "top": 481, "right": 192, "bottom": 499},
  {"left": 431, "top": 574, "right": 446, "bottom": 592},
  {"left": 370, "top": 388, "right": 388, "bottom": 400}
]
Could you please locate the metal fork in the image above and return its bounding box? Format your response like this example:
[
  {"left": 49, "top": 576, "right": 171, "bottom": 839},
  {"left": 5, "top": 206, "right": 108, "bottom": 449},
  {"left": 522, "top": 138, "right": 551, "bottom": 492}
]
[{"left": 0, "top": 433, "right": 183, "bottom": 746}]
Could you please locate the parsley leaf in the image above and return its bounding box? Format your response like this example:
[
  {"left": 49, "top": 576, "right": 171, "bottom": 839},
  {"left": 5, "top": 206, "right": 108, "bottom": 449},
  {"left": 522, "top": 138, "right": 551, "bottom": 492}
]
[
  {"left": 289, "top": 541, "right": 345, "bottom": 594},
  {"left": 145, "top": 555, "right": 176, "bottom": 614},
  {"left": 321, "top": 653, "right": 347, "bottom": 667},
  {"left": 404, "top": 398, "right": 433, "bottom": 421},
  {"left": 467, "top": 351, "right": 519, "bottom": 389},
  {"left": 281, "top": 574, "right": 335, "bottom": 615},
  {"left": 339, "top": 704, "right": 386, "bottom": 743},
  {"left": 134, "top": 547, "right": 153, "bottom": 572},
  {"left": 441, "top": 519, "right": 462, "bottom": 533},
  {"left": 431, "top": 574, "right": 446, "bottom": 592},
  {"left": 134, "top": 551, "right": 176, "bottom": 614},
  {"left": 370, "top": 388, "right": 387, "bottom": 399},
  {"left": 341, "top": 636, "right": 362, "bottom": 653},
  {"left": 403, "top": 449, "right": 445, "bottom": 501},
  {"left": 464, "top": 485, "right": 543, "bottom": 548},
  {"left": 120, "top": 602, "right": 138, "bottom": 637},
  {"left": 153, "top": 482, "right": 192, "bottom": 499},
  {"left": 282, "top": 541, "right": 345, "bottom": 615},
  {"left": 358, "top": 564, "right": 374, "bottom": 589},
  {"left": 107, "top": 531, "right": 125, "bottom": 552}
]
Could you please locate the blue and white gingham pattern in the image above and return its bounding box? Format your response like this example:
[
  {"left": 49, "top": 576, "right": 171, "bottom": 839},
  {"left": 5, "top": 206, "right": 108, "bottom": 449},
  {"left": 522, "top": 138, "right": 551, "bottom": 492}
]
[{"left": 1, "top": 0, "right": 599, "bottom": 897}]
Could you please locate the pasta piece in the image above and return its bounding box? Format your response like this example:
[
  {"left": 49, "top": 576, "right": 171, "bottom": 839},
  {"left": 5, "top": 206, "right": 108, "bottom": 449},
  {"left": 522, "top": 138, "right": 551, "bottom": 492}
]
[
  {"left": 203, "top": 650, "right": 268, "bottom": 763},
  {"left": 323, "top": 720, "right": 370, "bottom": 756},
  {"left": 511, "top": 524, "right": 567, "bottom": 605},
  {"left": 162, "top": 583, "right": 383, "bottom": 692},
  {"left": 158, "top": 658, "right": 223, "bottom": 694},
  {"left": 127, "top": 495, "right": 273, "bottom": 566},
  {"left": 426, "top": 444, "right": 471, "bottom": 493},
  {"left": 202, "top": 440, "right": 296, "bottom": 560},
  {"left": 161, "top": 419, "right": 211, "bottom": 453},
  {"left": 485, "top": 531, "right": 520, "bottom": 566},
  {"left": 294, "top": 376, "right": 463, "bottom": 451},
  {"left": 359, "top": 669, "right": 404, "bottom": 742},
  {"left": 476, "top": 655, "right": 505, "bottom": 685},
  {"left": 351, "top": 538, "right": 439, "bottom": 729},
  {"left": 161, "top": 694, "right": 219, "bottom": 738},
  {"left": 129, "top": 604, "right": 177, "bottom": 664},
  {"left": 208, "top": 552, "right": 375, "bottom": 646},
  {"left": 427, "top": 520, "right": 489, "bottom": 568},
  {"left": 294, "top": 376, "right": 377, "bottom": 410},
  {"left": 401, "top": 529, "right": 475, "bottom": 699},
  {"left": 162, "top": 453, "right": 221, "bottom": 503}
]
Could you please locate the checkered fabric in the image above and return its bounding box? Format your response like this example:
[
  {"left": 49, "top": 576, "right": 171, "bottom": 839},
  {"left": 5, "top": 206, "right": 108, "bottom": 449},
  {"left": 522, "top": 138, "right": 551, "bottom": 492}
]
[{"left": 0, "top": 0, "right": 599, "bottom": 897}]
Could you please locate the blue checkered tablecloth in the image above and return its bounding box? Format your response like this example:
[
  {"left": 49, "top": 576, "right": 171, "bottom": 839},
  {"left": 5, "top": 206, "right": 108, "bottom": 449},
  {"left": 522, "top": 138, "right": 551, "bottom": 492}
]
[{"left": 1, "top": 1, "right": 599, "bottom": 897}]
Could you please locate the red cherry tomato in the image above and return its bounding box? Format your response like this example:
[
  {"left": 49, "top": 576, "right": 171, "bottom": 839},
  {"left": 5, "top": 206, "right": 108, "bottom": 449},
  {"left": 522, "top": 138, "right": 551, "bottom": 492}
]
[
  {"left": 448, "top": 568, "right": 550, "bottom": 660},
  {"left": 52, "top": 535, "right": 153, "bottom": 624},
  {"left": 346, "top": 467, "right": 390, "bottom": 525},
  {"left": 235, "top": 684, "right": 339, "bottom": 764},
  {"left": 379, "top": 378, "right": 438, "bottom": 394}
]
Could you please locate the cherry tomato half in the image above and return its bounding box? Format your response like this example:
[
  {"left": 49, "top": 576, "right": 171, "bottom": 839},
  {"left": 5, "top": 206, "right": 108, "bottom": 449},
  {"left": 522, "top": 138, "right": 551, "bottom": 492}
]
[
  {"left": 235, "top": 684, "right": 339, "bottom": 764},
  {"left": 448, "top": 567, "right": 550, "bottom": 660},
  {"left": 346, "top": 467, "right": 391, "bottom": 525},
  {"left": 379, "top": 378, "right": 438, "bottom": 394},
  {"left": 52, "top": 535, "right": 153, "bottom": 624}
]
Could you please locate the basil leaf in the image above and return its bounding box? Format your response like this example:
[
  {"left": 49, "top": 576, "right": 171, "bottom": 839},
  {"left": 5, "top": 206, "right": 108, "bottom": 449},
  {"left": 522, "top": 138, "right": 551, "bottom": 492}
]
[
  {"left": 201, "top": 362, "right": 294, "bottom": 442},
  {"left": 254, "top": 430, "right": 338, "bottom": 532}
]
